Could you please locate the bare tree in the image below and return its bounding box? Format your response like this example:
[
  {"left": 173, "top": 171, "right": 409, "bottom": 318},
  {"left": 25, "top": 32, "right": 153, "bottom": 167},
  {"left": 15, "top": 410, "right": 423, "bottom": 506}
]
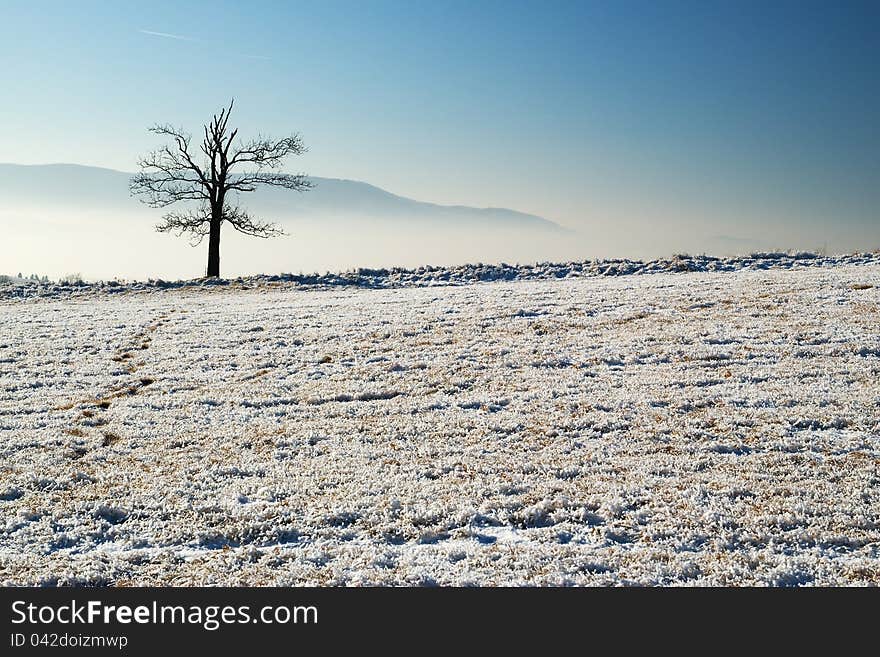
[{"left": 131, "top": 100, "right": 312, "bottom": 277}]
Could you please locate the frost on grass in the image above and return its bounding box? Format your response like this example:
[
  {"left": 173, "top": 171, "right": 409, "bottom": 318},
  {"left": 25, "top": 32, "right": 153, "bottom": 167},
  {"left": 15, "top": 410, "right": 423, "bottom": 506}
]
[{"left": 0, "top": 262, "right": 879, "bottom": 585}]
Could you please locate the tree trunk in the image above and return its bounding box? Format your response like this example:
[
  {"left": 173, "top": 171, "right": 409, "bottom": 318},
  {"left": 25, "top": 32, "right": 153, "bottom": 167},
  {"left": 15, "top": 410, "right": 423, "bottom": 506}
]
[{"left": 206, "top": 220, "right": 221, "bottom": 277}]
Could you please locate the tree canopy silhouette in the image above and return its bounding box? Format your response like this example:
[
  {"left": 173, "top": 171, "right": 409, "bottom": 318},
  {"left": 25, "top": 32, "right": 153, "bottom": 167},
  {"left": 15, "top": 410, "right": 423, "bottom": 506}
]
[{"left": 130, "top": 100, "right": 312, "bottom": 277}]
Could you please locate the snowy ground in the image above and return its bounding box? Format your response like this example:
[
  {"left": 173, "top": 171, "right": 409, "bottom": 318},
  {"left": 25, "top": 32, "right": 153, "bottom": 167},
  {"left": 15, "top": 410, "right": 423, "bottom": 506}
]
[{"left": 1, "top": 261, "right": 879, "bottom": 586}]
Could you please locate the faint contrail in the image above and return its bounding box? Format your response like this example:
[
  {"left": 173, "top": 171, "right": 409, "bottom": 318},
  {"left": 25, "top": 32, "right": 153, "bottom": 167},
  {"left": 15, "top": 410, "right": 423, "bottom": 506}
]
[
  {"left": 138, "top": 29, "right": 268, "bottom": 58},
  {"left": 139, "top": 29, "right": 198, "bottom": 42}
]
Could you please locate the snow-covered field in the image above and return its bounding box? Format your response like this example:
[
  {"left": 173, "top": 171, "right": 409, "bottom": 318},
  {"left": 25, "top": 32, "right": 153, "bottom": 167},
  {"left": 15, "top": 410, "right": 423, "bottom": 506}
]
[{"left": 1, "top": 259, "right": 879, "bottom": 585}]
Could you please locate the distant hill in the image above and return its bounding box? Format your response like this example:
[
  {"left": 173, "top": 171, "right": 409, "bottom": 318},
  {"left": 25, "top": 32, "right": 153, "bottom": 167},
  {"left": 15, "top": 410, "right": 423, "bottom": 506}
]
[{"left": 0, "top": 163, "right": 567, "bottom": 232}]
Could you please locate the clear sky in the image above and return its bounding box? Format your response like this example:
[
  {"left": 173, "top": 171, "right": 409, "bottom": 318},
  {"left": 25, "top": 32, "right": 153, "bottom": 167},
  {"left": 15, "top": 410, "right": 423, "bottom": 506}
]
[{"left": 1, "top": 0, "right": 878, "bottom": 268}]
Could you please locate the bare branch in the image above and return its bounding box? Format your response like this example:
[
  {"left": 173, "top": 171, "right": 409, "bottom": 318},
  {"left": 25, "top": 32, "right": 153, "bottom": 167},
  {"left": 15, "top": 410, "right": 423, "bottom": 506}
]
[
  {"left": 225, "top": 172, "right": 313, "bottom": 194},
  {"left": 130, "top": 169, "right": 209, "bottom": 207},
  {"left": 130, "top": 126, "right": 211, "bottom": 207},
  {"left": 155, "top": 206, "right": 212, "bottom": 246},
  {"left": 223, "top": 205, "right": 286, "bottom": 239},
  {"left": 228, "top": 134, "right": 308, "bottom": 168},
  {"left": 156, "top": 202, "right": 286, "bottom": 244}
]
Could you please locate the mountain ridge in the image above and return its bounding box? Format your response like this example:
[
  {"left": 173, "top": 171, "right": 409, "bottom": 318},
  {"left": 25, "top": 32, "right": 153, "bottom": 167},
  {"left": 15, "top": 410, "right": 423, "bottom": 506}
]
[{"left": 0, "top": 162, "right": 569, "bottom": 232}]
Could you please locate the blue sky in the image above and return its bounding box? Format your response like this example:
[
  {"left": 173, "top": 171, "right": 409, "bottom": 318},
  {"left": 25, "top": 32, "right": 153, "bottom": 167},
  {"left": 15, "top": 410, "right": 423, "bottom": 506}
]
[{"left": 1, "top": 0, "right": 878, "bottom": 257}]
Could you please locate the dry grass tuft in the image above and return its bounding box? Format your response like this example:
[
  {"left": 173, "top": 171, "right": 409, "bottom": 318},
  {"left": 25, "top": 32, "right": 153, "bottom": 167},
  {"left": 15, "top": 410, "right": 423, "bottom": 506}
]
[{"left": 101, "top": 431, "right": 121, "bottom": 447}]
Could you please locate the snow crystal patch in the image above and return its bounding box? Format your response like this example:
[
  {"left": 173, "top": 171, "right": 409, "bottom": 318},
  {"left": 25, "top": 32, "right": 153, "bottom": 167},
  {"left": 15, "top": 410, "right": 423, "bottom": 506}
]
[
  {"left": 417, "top": 529, "right": 450, "bottom": 544},
  {"left": 0, "top": 487, "right": 24, "bottom": 502},
  {"left": 471, "top": 526, "right": 530, "bottom": 545},
  {"left": 240, "top": 397, "right": 298, "bottom": 408},
  {"left": 604, "top": 528, "right": 638, "bottom": 544},
  {"left": 91, "top": 505, "right": 129, "bottom": 525},
  {"left": 307, "top": 390, "right": 402, "bottom": 405},
  {"left": 457, "top": 398, "right": 509, "bottom": 412},
  {"left": 708, "top": 443, "right": 751, "bottom": 455},
  {"left": 766, "top": 565, "right": 815, "bottom": 587},
  {"left": 789, "top": 417, "right": 849, "bottom": 431}
]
